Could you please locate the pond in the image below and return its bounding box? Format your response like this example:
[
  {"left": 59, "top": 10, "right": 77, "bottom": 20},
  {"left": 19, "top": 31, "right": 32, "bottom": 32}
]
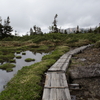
[{"left": 0, "top": 50, "right": 48, "bottom": 92}]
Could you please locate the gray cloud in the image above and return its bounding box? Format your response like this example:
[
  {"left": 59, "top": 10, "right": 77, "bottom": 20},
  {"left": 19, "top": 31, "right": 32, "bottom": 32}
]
[{"left": 0, "top": 0, "right": 100, "bottom": 35}]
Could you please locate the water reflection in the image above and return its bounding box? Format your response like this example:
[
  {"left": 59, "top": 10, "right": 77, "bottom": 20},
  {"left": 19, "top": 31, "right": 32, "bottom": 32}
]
[{"left": 0, "top": 51, "right": 47, "bottom": 92}]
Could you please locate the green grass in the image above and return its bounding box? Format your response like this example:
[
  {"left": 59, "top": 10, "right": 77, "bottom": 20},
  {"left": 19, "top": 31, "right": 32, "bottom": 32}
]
[
  {"left": 0, "top": 32, "right": 100, "bottom": 99},
  {"left": 0, "top": 63, "right": 15, "bottom": 72},
  {"left": 16, "top": 56, "right": 22, "bottom": 59},
  {"left": 22, "top": 52, "right": 26, "bottom": 55},
  {"left": 0, "top": 54, "right": 15, "bottom": 62},
  {"left": 25, "top": 58, "right": 35, "bottom": 62},
  {"left": 9, "top": 59, "right": 16, "bottom": 63},
  {"left": 37, "top": 45, "right": 49, "bottom": 51},
  {"left": 16, "top": 50, "right": 22, "bottom": 54},
  {"left": 0, "top": 46, "right": 69, "bottom": 100}
]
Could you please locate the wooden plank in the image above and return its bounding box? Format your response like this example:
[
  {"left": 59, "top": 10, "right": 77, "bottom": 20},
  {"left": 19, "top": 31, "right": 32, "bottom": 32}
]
[
  {"left": 48, "top": 55, "right": 72, "bottom": 72},
  {"left": 48, "top": 63, "right": 63, "bottom": 71},
  {"left": 60, "top": 53, "right": 70, "bottom": 59},
  {"left": 42, "top": 88, "right": 71, "bottom": 100},
  {"left": 62, "top": 62, "right": 69, "bottom": 72},
  {"left": 57, "top": 58, "right": 67, "bottom": 63},
  {"left": 56, "top": 88, "right": 71, "bottom": 100},
  {"left": 42, "top": 89, "right": 50, "bottom": 100},
  {"left": 44, "top": 72, "right": 68, "bottom": 88},
  {"left": 42, "top": 45, "right": 92, "bottom": 100}
]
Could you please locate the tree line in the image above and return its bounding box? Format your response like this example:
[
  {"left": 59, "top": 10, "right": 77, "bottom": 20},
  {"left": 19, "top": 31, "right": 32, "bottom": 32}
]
[
  {"left": 0, "top": 15, "right": 100, "bottom": 39},
  {"left": 0, "top": 16, "right": 13, "bottom": 39}
]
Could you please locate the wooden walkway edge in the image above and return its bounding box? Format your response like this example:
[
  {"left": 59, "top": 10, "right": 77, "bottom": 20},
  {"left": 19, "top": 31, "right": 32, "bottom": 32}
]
[{"left": 42, "top": 44, "right": 92, "bottom": 100}]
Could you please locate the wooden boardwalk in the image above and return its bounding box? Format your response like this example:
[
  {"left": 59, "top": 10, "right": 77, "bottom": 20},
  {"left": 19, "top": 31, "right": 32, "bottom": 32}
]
[{"left": 42, "top": 45, "right": 91, "bottom": 100}]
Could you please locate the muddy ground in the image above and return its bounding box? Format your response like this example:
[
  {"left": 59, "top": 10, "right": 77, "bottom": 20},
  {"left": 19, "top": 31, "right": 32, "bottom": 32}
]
[{"left": 68, "top": 46, "right": 100, "bottom": 100}]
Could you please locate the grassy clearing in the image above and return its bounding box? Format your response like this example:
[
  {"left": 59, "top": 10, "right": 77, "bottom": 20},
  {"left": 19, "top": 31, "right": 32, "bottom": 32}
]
[
  {"left": 0, "top": 46, "right": 69, "bottom": 100},
  {"left": 0, "top": 63, "right": 15, "bottom": 72}
]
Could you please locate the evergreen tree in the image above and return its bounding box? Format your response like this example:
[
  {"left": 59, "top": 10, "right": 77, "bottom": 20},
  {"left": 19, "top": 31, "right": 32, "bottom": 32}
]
[
  {"left": 0, "top": 23, "right": 3, "bottom": 37},
  {"left": 33, "top": 25, "right": 36, "bottom": 34},
  {"left": 0, "top": 17, "right": 3, "bottom": 37},
  {"left": 0, "top": 16, "right": 13, "bottom": 38},
  {"left": 3, "top": 16, "right": 13, "bottom": 37},
  {"left": 64, "top": 30, "right": 67, "bottom": 34},
  {"left": 52, "top": 14, "right": 58, "bottom": 33},
  {"left": 76, "top": 25, "right": 79, "bottom": 33},
  {"left": 30, "top": 28, "right": 34, "bottom": 35}
]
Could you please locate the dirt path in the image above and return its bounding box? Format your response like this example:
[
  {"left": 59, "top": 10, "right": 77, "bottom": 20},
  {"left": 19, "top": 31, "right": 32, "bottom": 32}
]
[{"left": 69, "top": 47, "right": 100, "bottom": 100}]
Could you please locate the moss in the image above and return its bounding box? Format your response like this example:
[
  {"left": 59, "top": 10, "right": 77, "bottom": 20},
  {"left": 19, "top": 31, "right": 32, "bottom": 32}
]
[
  {"left": 16, "top": 50, "right": 21, "bottom": 54},
  {"left": 16, "top": 56, "right": 22, "bottom": 59},
  {"left": 0, "top": 63, "right": 15, "bottom": 71},
  {"left": 22, "top": 52, "right": 26, "bottom": 55},
  {"left": 25, "top": 58, "right": 35, "bottom": 62},
  {"left": 9, "top": 59, "right": 16, "bottom": 63},
  {"left": 0, "top": 54, "right": 15, "bottom": 62},
  {"left": 6, "top": 68, "right": 13, "bottom": 72}
]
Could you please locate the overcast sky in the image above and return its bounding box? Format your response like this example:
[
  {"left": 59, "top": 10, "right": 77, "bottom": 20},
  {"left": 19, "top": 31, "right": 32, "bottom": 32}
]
[{"left": 0, "top": 0, "right": 100, "bottom": 35}]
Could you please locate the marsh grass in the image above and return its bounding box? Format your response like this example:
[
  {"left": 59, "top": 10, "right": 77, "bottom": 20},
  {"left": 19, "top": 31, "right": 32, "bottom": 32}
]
[
  {"left": 0, "top": 54, "right": 15, "bottom": 62},
  {"left": 16, "top": 50, "right": 22, "bottom": 54},
  {"left": 9, "top": 59, "right": 16, "bottom": 63},
  {"left": 0, "top": 63, "right": 15, "bottom": 72},
  {"left": 37, "top": 45, "right": 49, "bottom": 51},
  {"left": 0, "top": 46, "right": 69, "bottom": 100},
  {"left": 16, "top": 56, "right": 22, "bottom": 59},
  {"left": 25, "top": 58, "right": 35, "bottom": 62},
  {"left": 94, "top": 40, "right": 100, "bottom": 48},
  {"left": 0, "top": 32, "right": 100, "bottom": 99},
  {"left": 22, "top": 52, "right": 26, "bottom": 55}
]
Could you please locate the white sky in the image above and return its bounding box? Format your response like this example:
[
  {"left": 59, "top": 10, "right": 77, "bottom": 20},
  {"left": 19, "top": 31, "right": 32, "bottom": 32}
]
[{"left": 0, "top": 0, "right": 100, "bottom": 35}]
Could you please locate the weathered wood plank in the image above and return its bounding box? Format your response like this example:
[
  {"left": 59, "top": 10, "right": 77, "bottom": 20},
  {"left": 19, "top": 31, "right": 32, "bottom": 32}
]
[
  {"left": 42, "top": 45, "right": 92, "bottom": 100},
  {"left": 42, "top": 88, "right": 71, "bottom": 100},
  {"left": 44, "top": 72, "right": 68, "bottom": 88},
  {"left": 48, "top": 54, "right": 72, "bottom": 72}
]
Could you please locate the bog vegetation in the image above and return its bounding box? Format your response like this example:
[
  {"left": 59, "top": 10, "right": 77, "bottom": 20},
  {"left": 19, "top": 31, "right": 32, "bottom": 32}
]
[{"left": 0, "top": 16, "right": 100, "bottom": 100}]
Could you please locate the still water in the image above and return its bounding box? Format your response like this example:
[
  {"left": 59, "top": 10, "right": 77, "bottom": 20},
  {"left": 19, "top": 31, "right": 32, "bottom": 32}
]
[{"left": 0, "top": 51, "right": 47, "bottom": 92}]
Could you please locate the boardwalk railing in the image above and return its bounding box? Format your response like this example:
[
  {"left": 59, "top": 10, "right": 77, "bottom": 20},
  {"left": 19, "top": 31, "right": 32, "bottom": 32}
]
[{"left": 42, "top": 45, "right": 92, "bottom": 100}]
